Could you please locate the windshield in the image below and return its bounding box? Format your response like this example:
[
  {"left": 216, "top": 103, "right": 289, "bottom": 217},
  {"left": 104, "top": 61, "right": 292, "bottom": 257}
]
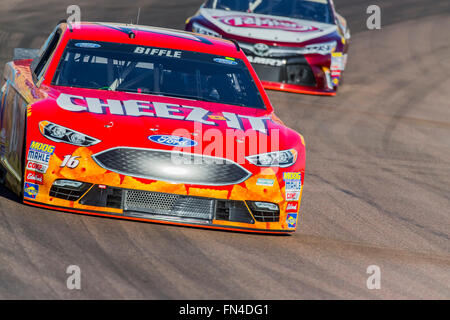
[
  {"left": 52, "top": 40, "right": 265, "bottom": 109},
  {"left": 204, "top": 0, "right": 333, "bottom": 24}
]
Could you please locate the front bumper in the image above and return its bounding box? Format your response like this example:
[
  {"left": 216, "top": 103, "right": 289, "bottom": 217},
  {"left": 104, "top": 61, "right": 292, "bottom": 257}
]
[
  {"left": 23, "top": 145, "right": 304, "bottom": 233},
  {"left": 247, "top": 55, "right": 337, "bottom": 96},
  {"left": 25, "top": 183, "right": 297, "bottom": 234}
]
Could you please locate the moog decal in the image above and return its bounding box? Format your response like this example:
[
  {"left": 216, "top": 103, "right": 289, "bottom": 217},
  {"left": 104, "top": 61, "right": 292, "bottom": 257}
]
[{"left": 27, "top": 141, "right": 55, "bottom": 165}]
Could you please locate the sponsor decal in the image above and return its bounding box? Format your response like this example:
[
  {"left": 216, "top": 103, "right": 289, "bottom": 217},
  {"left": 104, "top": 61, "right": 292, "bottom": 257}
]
[
  {"left": 29, "top": 141, "right": 55, "bottom": 154},
  {"left": 331, "top": 71, "right": 341, "bottom": 78},
  {"left": 26, "top": 171, "right": 43, "bottom": 184},
  {"left": 247, "top": 56, "right": 285, "bottom": 67},
  {"left": 149, "top": 135, "right": 197, "bottom": 147},
  {"left": 286, "top": 213, "right": 298, "bottom": 229},
  {"left": 213, "top": 57, "right": 238, "bottom": 65},
  {"left": 27, "top": 141, "right": 55, "bottom": 165},
  {"left": 256, "top": 178, "right": 274, "bottom": 187},
  {"left": 284, "top": 172, "right": 302, "bottom": 192},
  {"left": 134, "top": 46, "right": 182, "bottom": 58},
  {"left": 283, "top": 172, "right": 302, "bottom": 180},
  {"left": 214, "top": 15, "right": 320, "bottom": 32},
  {"left": 75, "top": 42, "right": 101, "bottom": 48},
  {"left": 331, "top": 52, "right": 345, "bottom": 73},
  {"left": 26, "top": 161, "right": 48, "bottom": 173},
  {"left": 27, "top": 150, "right": 53, "bottom": 164},
  {"left": 286, "top": 202, "right": 299, "bottom": 213},
  {"left": 324, "top": 68, "right": 333, "bottom": 90},
  {"left": 56, "top": 93, "right": 270, "bottom": 134},
  {"left": 286, "top": 191, "right": 300, "bottom": 201},
  {"left": 24, "top": 182, "right": 39, "bottom": 199}
]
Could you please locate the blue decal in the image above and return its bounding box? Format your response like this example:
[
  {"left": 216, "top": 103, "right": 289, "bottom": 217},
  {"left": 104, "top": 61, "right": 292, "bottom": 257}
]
[
  {"left": 75, "top": 42, "right": 101, "bottom": 48},
  {"left": 149, "top": 135, "right": 197, "bottom": 147},
  {"left": 24, "top": 182, "right": 39, "bottom": 199},
  {"left": 214, "top": 58, "right": 238, "bottom": 65},
  {"left": 286, "top": 213, "right": 298, "bottom": 229}
]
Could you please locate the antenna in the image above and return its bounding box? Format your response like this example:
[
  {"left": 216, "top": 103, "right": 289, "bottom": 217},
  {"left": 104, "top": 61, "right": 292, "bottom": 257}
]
[{"left": 136, "top": 8, "right": 141, "bottom": 25}]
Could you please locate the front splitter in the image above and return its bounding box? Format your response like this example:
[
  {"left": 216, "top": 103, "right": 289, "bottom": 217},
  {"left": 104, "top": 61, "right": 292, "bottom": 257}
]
[{"left": 23, "top": 200, "right": 294, "bottom": 235}]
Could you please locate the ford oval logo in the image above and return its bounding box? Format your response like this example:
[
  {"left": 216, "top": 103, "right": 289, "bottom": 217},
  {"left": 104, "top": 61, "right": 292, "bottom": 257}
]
[{"left": 148, "top": 135, "right": 197, "bottom": 147}]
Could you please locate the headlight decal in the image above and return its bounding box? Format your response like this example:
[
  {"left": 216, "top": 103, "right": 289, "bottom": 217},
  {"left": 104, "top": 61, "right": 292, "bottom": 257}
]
[
  {"left": 302, "top": 41, "right": 337, "bottom": 55},
  {"left": 192, "top": 22, "right": 222, "bottom": 38},
  {"left": 39, "top": 121, "right": 101, "bottom": 147},
  {"left": 245, "top": 149, "right": 297, "bottom": 167}
]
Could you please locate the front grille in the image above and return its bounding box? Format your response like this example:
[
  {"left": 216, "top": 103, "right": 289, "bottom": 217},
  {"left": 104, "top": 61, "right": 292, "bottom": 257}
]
[
  {"left": 240, "top": 42, "right": 316, "bottom": 86},
  {"left": 78, "top": 185, "right": 255, "bottom": 224},
  {"left": 252, "top": 61, "right": 316, "bottom": 86},
  {"left": 124, "top": 190, "right": 214, "bottom": 221},
  {"left": 92, "top": 148, "right": 251, "bottom": 186},
  {"left": 251, "top": 210, "right": 280, "bottom": 222},
  {"left": 247, "top": 202, "right": 280, "bottom": 222},
  {"left": 286, "top": 64, "right": 316, "bottom": 86},
  {"left": 252, "top": 64, "right": 282, "bottom": 83},
  {"left": 79, "top": 185, "right": 123, "bottom": 208},
  {"left": 216, "top": 200, "right": 254, "bottom": 224},
  {"left": 49, "top": 183, "right": 92, "bottom": 201}
]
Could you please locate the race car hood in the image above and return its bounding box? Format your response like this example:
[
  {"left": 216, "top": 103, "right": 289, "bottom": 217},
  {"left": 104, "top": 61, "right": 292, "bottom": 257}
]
[
  {"left": 200, "top": 8, "right": 337, "bottom": 43},
  {"left": 34, "top": 87, "right": 301, "bottom": 161}
]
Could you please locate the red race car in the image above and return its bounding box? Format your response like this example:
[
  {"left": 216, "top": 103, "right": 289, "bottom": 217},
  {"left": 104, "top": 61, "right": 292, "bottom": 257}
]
[
  {"left": 186, "top": 0, "right": 351, "bottom": 96},
  {"left": 0, "top": 21, "right": 305, "bottom": 233}
]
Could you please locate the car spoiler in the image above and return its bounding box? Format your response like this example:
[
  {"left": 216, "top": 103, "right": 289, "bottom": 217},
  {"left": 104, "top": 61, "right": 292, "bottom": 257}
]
[{"left": 14, "top": 48, "right": 39, "bottom": 60}]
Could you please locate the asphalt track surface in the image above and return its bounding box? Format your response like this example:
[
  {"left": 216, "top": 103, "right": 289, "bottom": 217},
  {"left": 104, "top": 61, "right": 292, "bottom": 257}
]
[{"left": 0, "top": 0, "right": 449, "bottom": 299}]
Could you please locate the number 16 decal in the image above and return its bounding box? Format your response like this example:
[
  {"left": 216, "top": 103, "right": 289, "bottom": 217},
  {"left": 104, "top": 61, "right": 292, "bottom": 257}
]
[{"left": 61, "top": 155, "right": 80, "bottom": 168}]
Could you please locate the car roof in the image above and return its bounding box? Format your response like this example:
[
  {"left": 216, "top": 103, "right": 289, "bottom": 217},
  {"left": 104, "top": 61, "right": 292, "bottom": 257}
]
[{"left": 62, "top": 22, "right": 241, "bottom": 58}]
